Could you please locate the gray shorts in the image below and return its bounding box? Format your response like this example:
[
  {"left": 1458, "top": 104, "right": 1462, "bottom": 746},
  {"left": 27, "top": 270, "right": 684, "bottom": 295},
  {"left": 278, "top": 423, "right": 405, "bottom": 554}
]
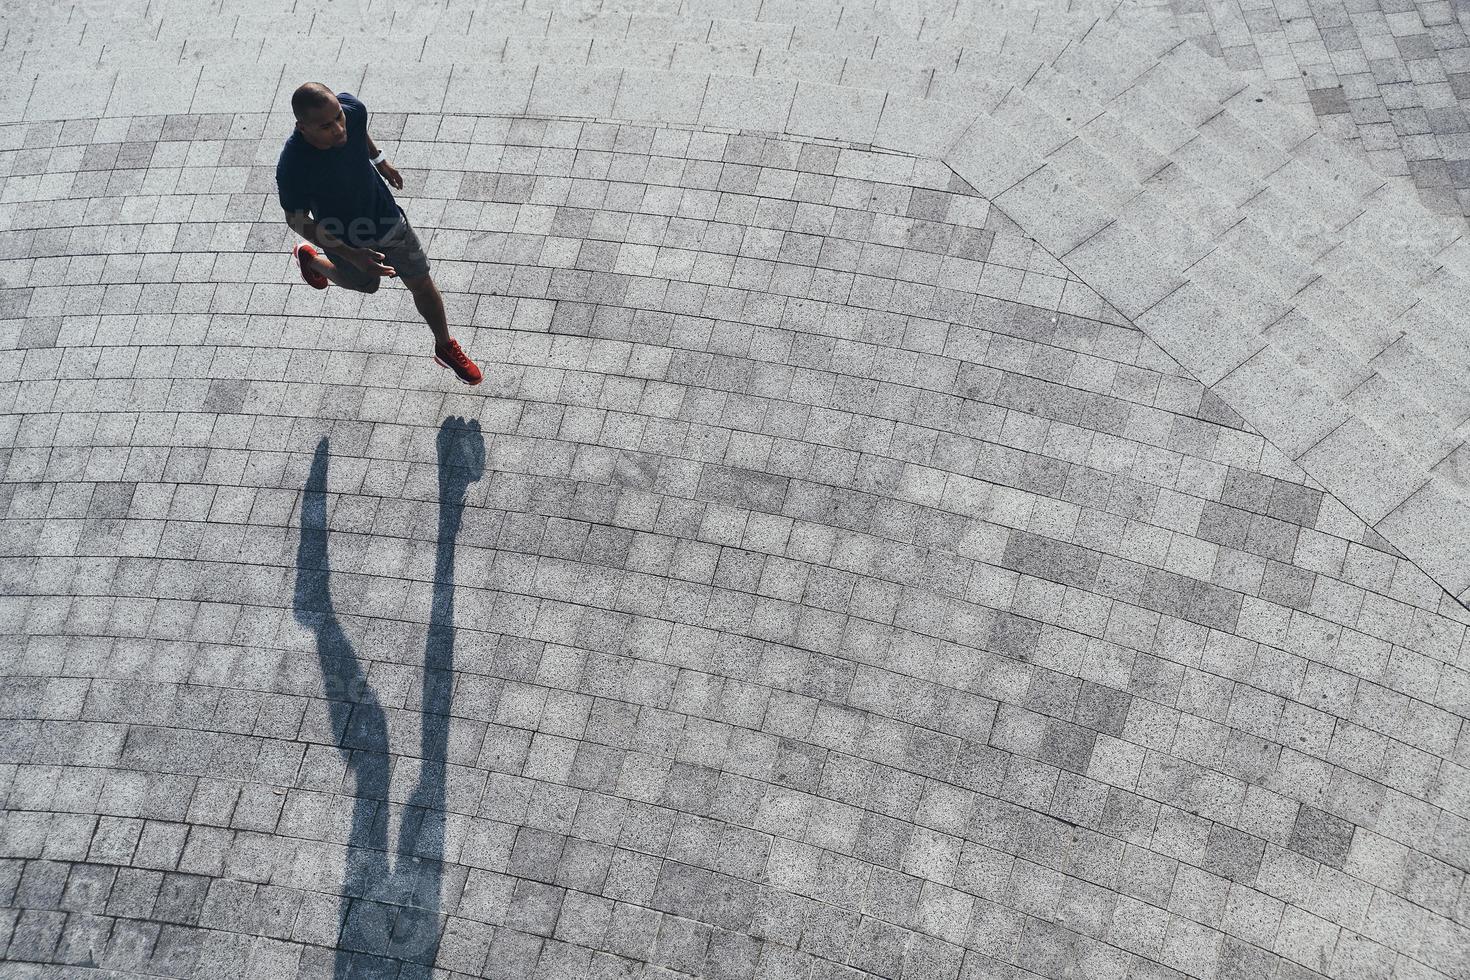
[{"left": 326, "top": 212, "right": 431, "bottom": 290}]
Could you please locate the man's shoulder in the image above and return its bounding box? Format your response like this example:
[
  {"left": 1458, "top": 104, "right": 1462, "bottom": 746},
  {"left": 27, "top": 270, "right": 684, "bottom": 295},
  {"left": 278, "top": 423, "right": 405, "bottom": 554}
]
[
  {"left": 277, "top": 132, "right": 304, "bottom": 164},
  {"left": 338, "top": 92, "right": 366, "bottom": 116},
  {"left": 276, "top": 131, "right": 314, "bottom": 183}
]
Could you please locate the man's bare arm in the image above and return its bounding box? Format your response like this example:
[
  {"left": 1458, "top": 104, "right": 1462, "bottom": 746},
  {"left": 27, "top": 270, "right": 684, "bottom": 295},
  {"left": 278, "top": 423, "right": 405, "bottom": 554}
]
[{"left": 365, "top": 133, "right": 404, "bottom": 190}]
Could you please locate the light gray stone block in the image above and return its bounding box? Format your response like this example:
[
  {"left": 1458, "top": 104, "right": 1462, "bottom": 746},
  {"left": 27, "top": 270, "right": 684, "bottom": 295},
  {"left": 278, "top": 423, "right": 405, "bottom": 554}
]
[
  {"left": 1299, "top": 417, "right": 1426, "bottom": 524},
  {"left": 787, "top": 81, "right": 885, "bottom": 144},
  {"left": 699, "top": 75, "right": 797, "bottom": 134}
]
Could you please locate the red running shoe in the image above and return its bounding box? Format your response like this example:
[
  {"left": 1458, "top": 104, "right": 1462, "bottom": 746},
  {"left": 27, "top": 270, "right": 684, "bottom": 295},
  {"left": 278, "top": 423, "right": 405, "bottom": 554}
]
[
  {"left": 434, "top": 338, "right": 483, "bottom": 386},
  {"left": 292, "top": 243, "right": 329, "bottom": 289}
]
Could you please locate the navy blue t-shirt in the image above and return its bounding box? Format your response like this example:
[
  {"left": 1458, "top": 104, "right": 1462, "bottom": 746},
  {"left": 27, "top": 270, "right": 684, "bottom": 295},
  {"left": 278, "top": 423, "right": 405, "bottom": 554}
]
[{"left": 276, "top": 92, "right": 400, "bottom": 247}]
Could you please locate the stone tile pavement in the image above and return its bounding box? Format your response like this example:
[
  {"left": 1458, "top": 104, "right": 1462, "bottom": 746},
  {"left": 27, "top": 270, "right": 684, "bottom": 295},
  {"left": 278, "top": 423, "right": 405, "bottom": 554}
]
[
  {"left": 0, "top": 2, "right": 1468, "bottom": 980},
  {"left": 1124, "top": 0, "right": 1470, "bottom": 218},
  {"left": 7, "top": 0, "right": 1470, "bottom": 603}
]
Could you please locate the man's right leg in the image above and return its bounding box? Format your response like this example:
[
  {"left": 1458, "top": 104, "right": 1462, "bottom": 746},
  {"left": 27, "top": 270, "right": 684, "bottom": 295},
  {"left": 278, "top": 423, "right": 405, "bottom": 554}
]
[{"left": 295, "top": 244, "right": 380, "bottom": 293}]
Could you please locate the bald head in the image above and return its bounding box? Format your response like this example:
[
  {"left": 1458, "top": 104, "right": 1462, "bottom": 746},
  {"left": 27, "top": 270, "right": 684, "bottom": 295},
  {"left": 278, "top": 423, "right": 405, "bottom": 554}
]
[
  {"left": 291, "top": 83, "right": 347, "bottom": 150},
  {"left": 291, "top": 82, "right": 336, "bottom": 120}
]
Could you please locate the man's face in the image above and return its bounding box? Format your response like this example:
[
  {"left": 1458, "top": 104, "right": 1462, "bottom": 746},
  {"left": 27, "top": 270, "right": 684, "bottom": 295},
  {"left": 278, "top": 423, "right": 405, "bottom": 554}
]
[{"left": 297, "top": 96, "right": 347, "bottom": 150}]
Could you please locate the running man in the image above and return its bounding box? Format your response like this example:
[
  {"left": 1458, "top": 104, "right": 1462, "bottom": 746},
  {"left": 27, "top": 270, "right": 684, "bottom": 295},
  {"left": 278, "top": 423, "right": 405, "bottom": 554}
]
[{"left": 277, "top": 82, "right": 482, "bottom": 385}]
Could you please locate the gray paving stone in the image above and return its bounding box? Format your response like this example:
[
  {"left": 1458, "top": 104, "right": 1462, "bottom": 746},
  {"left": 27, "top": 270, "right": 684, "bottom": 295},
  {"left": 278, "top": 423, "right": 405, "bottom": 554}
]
[
  {"left": 1287, "top": 804, "right": 1356, "bottom": 868},
  {"left": 0, "top": 14, "right": 1467, "bottom": 979},
  {"left": 9, "top": 909, "right": 65, "bottom": 962},
  {"left": 1000, "top": 531, "right": 1101, "bottom": 591}
]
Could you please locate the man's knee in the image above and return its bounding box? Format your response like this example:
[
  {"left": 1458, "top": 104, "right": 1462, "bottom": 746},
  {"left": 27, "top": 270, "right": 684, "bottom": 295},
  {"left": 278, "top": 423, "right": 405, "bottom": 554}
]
[
  {"left": 349, "top": 278, "right": 381, "bottom": 294},
  {"left": 401, "top": 273, "right": 435, "bottom": 296}
]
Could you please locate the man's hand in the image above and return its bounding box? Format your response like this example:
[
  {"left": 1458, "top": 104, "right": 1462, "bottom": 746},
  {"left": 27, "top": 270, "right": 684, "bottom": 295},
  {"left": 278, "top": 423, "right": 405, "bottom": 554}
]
[
  {"left": 376, "top": 160, "right": 404, "bottom": 190},
  {"left": 346, "top": 248, "right": 396, "bottom": 277}
]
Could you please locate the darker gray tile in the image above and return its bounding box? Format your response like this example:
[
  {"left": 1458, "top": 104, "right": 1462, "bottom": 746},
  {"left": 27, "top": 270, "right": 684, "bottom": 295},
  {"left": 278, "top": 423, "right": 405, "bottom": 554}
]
[
  {"left": 948, "top": 225, "right": 994, "bottom": 262},
  {"left": 1073, "top": 682, "right": 1131, "bottom": 736},
  {"left": 1039, "top": 721, "right": 1097, "bottom": 774},
  {"left": 161, "top": 114, "right": 198, "bottom": 140},
  {"left": 1244, "top": 513, "right": 1299, "bottom": 562},
  {"left": 907, "top": 189, "right": 953, "bottom": 221},
  {"left": 149, "top": 923, "right": 202, "bottom": 975},
  {"left": 1107, "top": 477, "right": 1158, "bottom": 521},
  {"left": 1139, "top": 568, "right": 1241, "bottom": 631},
  {"left": 1063, "top": 467, "right": 1114, "bottom": 509},
  {"left": 1139, "top": 567, "right": 1191, "bottom": 618},
  {"left": 1395, "top": 33, "right": 1437, "bottom": 61},
  {"left": 458, "top": 172, "right": 496, "bottom": 201},
  {"left": 908, "top": 933, "right": 963, "bottom": 979},
  {"left": 1026, "top": 670, "right": 1081, "bottom": 716},
  {"left": 1221, "top": 467, "right": 1274, "bottom": 513},
  {"left": 1362, "top": 526, "right": 1404, "bottom": 557},
  {"left": 1084, "top": 393, "right": 1132, "bottom": 436},
  {"left": 1429, "top": 106, "right": 1469, "bottom": 136},
  {"left": 493, "top": 174, "right": 535, "bottom": 204},
  {"left": 1187, "top": 580, "right": 1244, "bottom": 632},
  {"left": 576, "top": 240, "right": 620, "bottom": 272},
  {"left": 988, "top": 612, "right": 1042, "bottom": 660},
  {"left": 798, "top": 143, "right": 839, "bottom": 175},
  {"left": 1288, "top": 805, "right": 1355, "bottom": 868},
  {"left": 1001, "top": 530, "right": 1101, "bottom": 590},
  {"left": 1095, "top": 556, "right": 1147, "bottom": 604},
  {"left": 16, "top": 317, "right": 60, "bottom": 350},
  {"left": 508, "top": 829, "right": 566, "bottom": 885},
  {"left": 153, "top": 873, "right": 210, "bottom": 925},
  {"left": 1266, "top": 480, "right": 1323, "bottom": 526},
  {"left": 800, "top": 654, "right": 855, "bottom": 701},
  {"left": 16, "top": 860, "right": 68, "bottom": 908},
  {"left": 0, "top": 289, "right": 32, "bottom": 318},
  {"left": 106, "top": 869, "right": 162, "bottom": 918},
  {"left": 88, "top": 483, "right": 136, "bottom": 520},
  {"left": 1259, "top": 561, "right": 1315, "bottom": 609},
  {"left": 851, "top": 812, "right": 910, "bottom": 871},
  {"left": 1221, "top": 936, "right": 1279, "bottom": 977},
  {"left": 80, "top": 142, "right": 120, "bottom": 171},
  {"left": 651, "top": 862, "right": 713, "bottom": 922},
  {"left": 9, "top": 908, "right": 65, "bottom": 961},
  {"left": 994, "top": 373, "right": 1086, "bottom": 420},
  {"left": 1015, "top": 452, "right": 1071, "bottom": 497},
  {"left": 1196, "top": 390, "right": 1246, "bottom": 429},
  {"left": 1308, "top": 86, "right": 1349, "bottom": 115},
  {"left": 202, "top": 380, "right": 246, "bottom": 414},
  {"left": 1203, "top": 823, "right": 1266, "bottom": 884},
  {"left": 696, "top": 465, "right": 789, "bottom": 514},
  {"left": 1197, "top": 501, "right": 1250, "bottom": 549}
]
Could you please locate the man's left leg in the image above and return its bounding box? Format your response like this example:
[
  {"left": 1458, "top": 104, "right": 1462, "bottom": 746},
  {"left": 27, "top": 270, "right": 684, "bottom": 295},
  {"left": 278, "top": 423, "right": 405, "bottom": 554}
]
[
  {"left": 402, "top": 273, "right": 450, "bottom": 346},
  {"left": 404, "top": 273, "right": 482, "bottom": 386}
]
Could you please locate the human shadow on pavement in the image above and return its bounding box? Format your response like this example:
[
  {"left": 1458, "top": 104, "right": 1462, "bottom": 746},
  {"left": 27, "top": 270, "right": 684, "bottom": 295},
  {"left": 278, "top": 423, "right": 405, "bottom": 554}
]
[{"left": 294, "top": 416, "right": 485, "bottom": 978}]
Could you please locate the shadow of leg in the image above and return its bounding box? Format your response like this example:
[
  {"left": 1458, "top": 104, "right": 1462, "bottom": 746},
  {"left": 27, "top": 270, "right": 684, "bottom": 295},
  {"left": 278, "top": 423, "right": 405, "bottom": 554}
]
[
  {"left": 392, "top": 417, "right": 485, "bottom": 967},
  {"left": 295, "top": 438, "right": 393, "bottom": 979}
]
